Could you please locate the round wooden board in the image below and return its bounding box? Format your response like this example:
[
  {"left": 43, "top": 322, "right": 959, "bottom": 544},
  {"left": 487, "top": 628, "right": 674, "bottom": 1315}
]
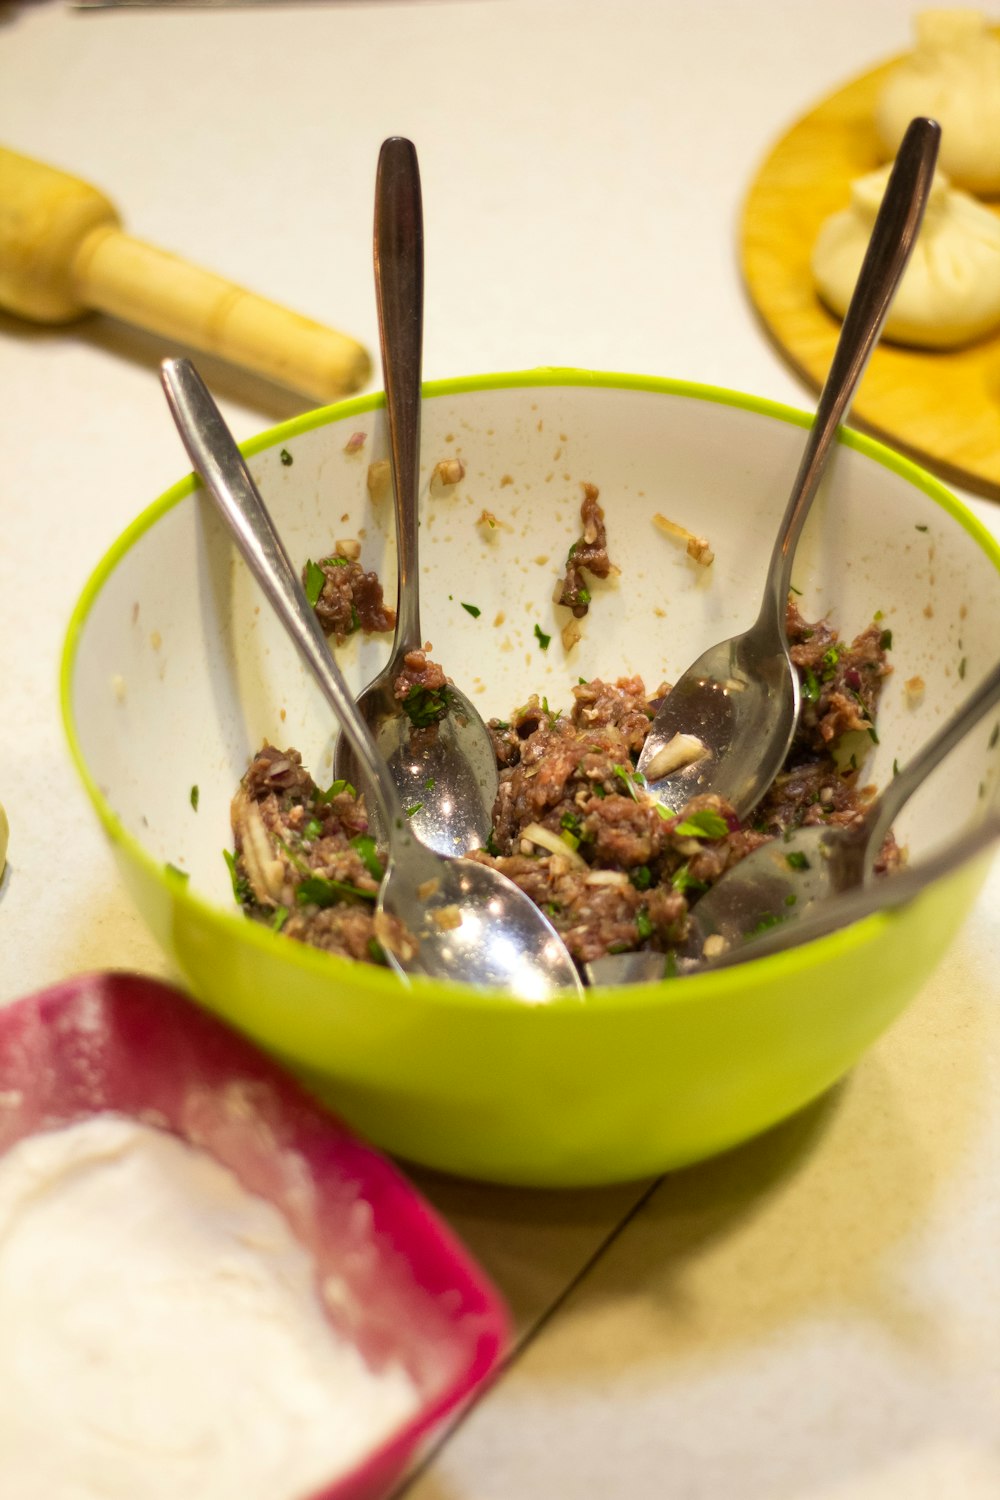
[{"left": 740, "top": 46, "right": 1000, "bottom": 502}]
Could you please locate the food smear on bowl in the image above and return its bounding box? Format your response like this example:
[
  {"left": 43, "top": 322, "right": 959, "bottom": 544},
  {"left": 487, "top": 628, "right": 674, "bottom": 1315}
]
[
  {"left": 227, "top": 600, "right": 898, "bottom": 969},
  {"left": 0, "top": 1113, "right": 420, "bottom": 1500}
]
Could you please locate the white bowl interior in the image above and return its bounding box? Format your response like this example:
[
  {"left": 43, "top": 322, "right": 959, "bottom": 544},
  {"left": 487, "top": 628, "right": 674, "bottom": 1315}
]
[{"left": 70, "top": 377, "right": 1000, "bottom": 918}]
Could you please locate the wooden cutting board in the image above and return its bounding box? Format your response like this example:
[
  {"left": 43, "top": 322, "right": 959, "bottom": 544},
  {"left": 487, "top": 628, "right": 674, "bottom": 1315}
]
[{"left": 740, "top": 45, "right": 1000, "bottom": 502}]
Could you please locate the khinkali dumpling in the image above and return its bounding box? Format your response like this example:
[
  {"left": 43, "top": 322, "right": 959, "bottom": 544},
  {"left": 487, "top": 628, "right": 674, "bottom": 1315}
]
[
  {"left": 876, "top": 10, "right": 1000, "bottom": 195},
  {"left": 811, "top": 164, "right": 1000, "bottom": 348}
]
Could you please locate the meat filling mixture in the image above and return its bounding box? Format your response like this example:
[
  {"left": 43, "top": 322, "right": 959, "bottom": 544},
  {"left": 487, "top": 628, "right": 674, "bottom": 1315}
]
[{"left": 227, "top": 596, "right": 898, "bottom": 970}]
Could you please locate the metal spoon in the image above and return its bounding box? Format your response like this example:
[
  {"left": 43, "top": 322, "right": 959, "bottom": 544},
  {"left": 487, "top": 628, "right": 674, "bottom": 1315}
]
[
  {"left": 333, "top": 136, "right": 499, "bottom": 857},
  {"left": 161, "top": 357, "right": 583, "bottom": 998},
  {"left": 677, "top": 657, "right": 1000, "bottom": 965},
  {"left": 584, "top": 806, "right": 1000, "bottom": 985},
  {"left": 636, "top": 117, "right": 940, "bottom": 819}
]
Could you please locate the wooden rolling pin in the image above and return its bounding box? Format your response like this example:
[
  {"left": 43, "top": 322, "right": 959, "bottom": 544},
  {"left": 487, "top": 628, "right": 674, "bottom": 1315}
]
[{"left": 0, "top": 146, "right": 371, "bottom": 401}]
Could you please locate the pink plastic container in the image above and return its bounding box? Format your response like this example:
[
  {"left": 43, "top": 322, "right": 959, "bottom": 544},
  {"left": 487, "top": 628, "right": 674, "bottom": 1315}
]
[{"left": 0, "top": 972, "right": 510, "bottom": 1500}]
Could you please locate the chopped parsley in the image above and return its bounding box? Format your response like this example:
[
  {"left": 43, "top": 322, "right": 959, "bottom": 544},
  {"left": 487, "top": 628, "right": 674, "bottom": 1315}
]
[
  {"left": 671, "top": 862, "right": 706, "bottom": 894},
  {"left": 785, "top": 850, "right": 810, "bottom": 870},
  {"left": 674, "top": 808, "right": 729, "bottom": 840},
  {"left": 317, "top": 777, "right": 356, "bottom": 803},
  {"left": 461, "top": 602, "right": 481, "bottom": 618},
  {"left": 802, "top": 667, "right": 821, "bottom": 704},
  {"left": 405, "top": 802, "right": 423, "bottom": 818},
  {"left": 279, "top": 448, "right": 293, "bottom": 467},
  {"left": 534, "top": 623, "right": 551, "bottom": 651},
  {"left": 304, "top": 559, "right": 326, "bottom": 607},
  {"left": 223, "top": 848, "right": 251, "bottom": 903},
  {"left": 403, "top": 683, "right": 452, "bottom": 727},
  {"left": 189, "top": 784, "right": 199, "bottom": 811},
  {"left": 271, "top": 905, "right": 289, "bottom": 932},
  {"left": 636, "top": 908, "right": 654, "bottom": 940},
  {"left": 880, "top": 628, "right": 893, "bottom": 651},
  {"left": 629, "top": 865, "right": 652, "bottom": 891},
  {"left": 303, "top": 817, "right": 324, "bottom": 841},
  {"left": 350, "top": 833, "right": 385, "bottom": 879},
  {"left": 296, "top": 874, "right": 375, "bottom": 907}
]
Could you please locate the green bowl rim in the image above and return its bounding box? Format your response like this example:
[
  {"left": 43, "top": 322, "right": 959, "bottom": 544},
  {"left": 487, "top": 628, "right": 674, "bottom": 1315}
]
[{"left": 60, "top": 366, "right": 1000, "bottom": 1013}]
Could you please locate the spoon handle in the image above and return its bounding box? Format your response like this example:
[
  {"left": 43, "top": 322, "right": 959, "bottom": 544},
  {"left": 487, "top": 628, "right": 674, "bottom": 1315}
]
[
  {"left": 759, "top": 116, "right": 940, "bottom": 626},
  {"left": 859, "top": 659, "right": 1000, "bottom": 868},
  {"left": 160, "top": 356, "right": 409, "bottom": 836},
  {"left": 375, "top": 136, "right": 424, "bottom": 657}
]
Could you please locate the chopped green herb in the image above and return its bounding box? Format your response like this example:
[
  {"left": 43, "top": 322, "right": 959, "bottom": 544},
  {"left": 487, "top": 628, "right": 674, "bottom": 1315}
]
[
  {"left": 750, "top": 912, "right": 783, "bottom": 934},
  {"left": 366, "top": 937, "right": 388, "bottom": 966},
  {"left": 403, "top": 683, "right": 452, "bottom": 727},
  {"left": 785, "top": 850, "right": 810, "bottom": 870},
  {"left": 321, "top": 554, "right": 350, "bottom": 568},
  {"left": 406, "top": 802, "right": 423, "bottom": 818},
  {"left": 279, "top": 448, "right": 293, "bottom": 467},
  {"left": 485, "top": 830, "right": 501, "bottom": 856},
  {"left": 534, "top": 623, "right": 551, "bottom": 651},
  {"left": 303, "top": 818, "right": 324, "bottom": 841},
  {"left": 784, "top": 893, "right": 797, "bottom": 907},
  {"left": 271, "top": 905, "right": 289, "bottom": 932},
  {"left": 223, "top": 848, "right": 251, "bottom": 903},
  {"left": 879, "top": 628, "right": 893, "bottom": 651},
  {"left": 612, "top": 763, "right": 641, "bottom": 801},
  {"left": 802, "top": 667, "right": 821, "bottom": 704},
  {"left": 189, "top": 784, "right": 199, "bottom": 811},
  {"left": 560, "top": 829, "right": 580, "bottom": 852},
  {"left": 789, "top": 585, "right": 802, "bottom": 597},
  {"left": 867, "top": 725, "right": 879, "bottom": 744},
  {"left": 674, "top": 808, "right": 729, "bottom": 840},
  {"left": 461, "top": 602, "right": 481, "bottom": 618},
  {"left": 350, "top": 834, "right": 385, "bottom": 880},
  {"left": 820, "top": 646, "right": 840, "bottom": 680},
  {"left": 425, "top": 777, "right": 436, "bottom": 790},
  {"left": 636, "top": 908, "right": 654, "bottom": 940},
  {"left": 915, "top": 523, "right": 929, "bottom": 532},
  {"left": 304, "top": 559, "right": 326, "bottom": 607},
  {"left": 296, "top": 874, "right": 375, "bottom": 907},
  {"left": 317, "top": 777, "right": 356, "bottom": 803},
  {"left": 671, "top": 862, "right": 706, "bottom": 894},
  {"left": 629, "top": 865, "right": 652, "bottom": 891}
]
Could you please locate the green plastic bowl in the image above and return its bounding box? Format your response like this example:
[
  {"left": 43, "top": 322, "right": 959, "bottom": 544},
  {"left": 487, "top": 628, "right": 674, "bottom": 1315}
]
[{"left": 62, "top": 371, "right": 1000, "bottom": 1186}]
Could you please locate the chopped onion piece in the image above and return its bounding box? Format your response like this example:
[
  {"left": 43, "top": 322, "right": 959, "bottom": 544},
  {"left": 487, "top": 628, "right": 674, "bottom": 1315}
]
[
  {"left": 653, "top": 512, "right": 714, "bottom": 566},
  {"left": 702, "top": 934, "right": 729, "bottom": 959},
  {"left": 520, "top": 822, "right": 588, "bottom": 870},
  {"left": 643, "top": 732, "right": 710, "bottom": 781},
  {"left": 367, "top": 458, "right": 391, "bottom": 499},
  {"left": 583, "top": 870, "right": 631, "bottom": 888},
  {"left": 430, "top": 458, "right": 465, "bottom": 495},
  {"left": 561, "top": 617, "right": 583, "bottom": 652},
  {"left": 232, "top": 793, "right": 285, "bottom": 905}
]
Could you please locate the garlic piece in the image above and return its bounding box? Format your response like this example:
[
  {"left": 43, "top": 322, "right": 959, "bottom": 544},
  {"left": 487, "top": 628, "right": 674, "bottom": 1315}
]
[
  {"left": 812, "top": 165, "right": 1000, "bottom": 348},
  {"left": 643, "top": 732, "right": 710, "bottom": 782}
]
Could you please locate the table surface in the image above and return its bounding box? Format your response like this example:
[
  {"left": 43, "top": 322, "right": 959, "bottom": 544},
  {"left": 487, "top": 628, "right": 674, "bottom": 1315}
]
[{"left": 2, "top": 3, "right": 998, "bottom": 1496}]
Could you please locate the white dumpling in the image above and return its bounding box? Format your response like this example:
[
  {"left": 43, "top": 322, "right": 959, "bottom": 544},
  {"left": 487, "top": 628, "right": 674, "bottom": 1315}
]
[
  {"left": 811, "top": 165, "right": 1000, "bottom": 349},
  {"left": 875, "top": 10, "right": 1000, "bottom": 195}
]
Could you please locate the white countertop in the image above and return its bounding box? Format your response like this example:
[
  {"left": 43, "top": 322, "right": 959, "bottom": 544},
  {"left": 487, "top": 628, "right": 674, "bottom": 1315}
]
[{"left": 2, "top": 3, "right": 998, "bottom": 1496}]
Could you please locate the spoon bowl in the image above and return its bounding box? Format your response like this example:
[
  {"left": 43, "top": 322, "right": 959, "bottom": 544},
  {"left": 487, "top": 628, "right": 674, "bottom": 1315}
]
[
  {"left": 637, "top": 117, "right": 940, "bottom": 817},
  {"left": 160, "top": 356, "right": 583, "bottom": 1000},
  {"left": 333, "top": 137, "right": 498, "bottom": 856},
  {"left": 681, "top": 657, "right": 1000, "bottom": 964}
]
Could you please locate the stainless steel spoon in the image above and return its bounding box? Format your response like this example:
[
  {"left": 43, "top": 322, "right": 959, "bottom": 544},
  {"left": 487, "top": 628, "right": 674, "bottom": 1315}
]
[
  {"left": 636, "top": 117, "right": 940, "bottom": 819},
  {"left": 677, "top": 656, "right": 1000, "bottom": 965},
  {"left": 333, "top": 136, "right": 499, "bottom": 857},
  {"left": 584, "top": 806, "right": 1000, "bottom": 985},
  {"left": 161, "top": 357, "right": 583, "bottom": 998}
]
